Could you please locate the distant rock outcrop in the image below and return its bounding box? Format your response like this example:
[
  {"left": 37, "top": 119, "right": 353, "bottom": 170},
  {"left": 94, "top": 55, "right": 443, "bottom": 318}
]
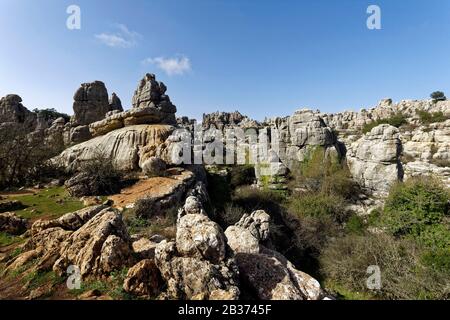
[
  {"left": 0, "top": 94, "right": 37, "bottom": 130},
  {"left": 347, "top": 124, "right": 403, "bottom": 195}
]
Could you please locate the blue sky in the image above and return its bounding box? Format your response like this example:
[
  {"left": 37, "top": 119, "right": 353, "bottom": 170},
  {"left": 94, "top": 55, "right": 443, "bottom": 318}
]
[{"left": 1, "top": 0, "right": 449, "bottom": 120}]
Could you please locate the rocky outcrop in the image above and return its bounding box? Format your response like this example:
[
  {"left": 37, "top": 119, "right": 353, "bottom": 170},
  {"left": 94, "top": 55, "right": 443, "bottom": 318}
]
[
  {"left": 56, "top": 124, "right": 174, "bottom": 172},
  {"left": 347, "top": 124, "right": 403, "bottom": 195},
  {"left": 8, "top": 206, "right": 133, "bottom": 278},
  {"left": 224, "top": 209, "right": 323, "bottom": 300},
  {"left": 0, "top": 212, "right": 27, "bottom": 235},
  {"left": 109, "top": 93, "right": 123, "bottom": 113},
  {"left": 0, "top": 94, "right": 37, "bottom": 131},
  {"left": 154, "top": 196, "right": 240, "bottom": 300},
  {"left": 71, "top": 81, "right": 110, "bottom": 127},
  {"left": 203, "top": 111, "right": 260, "bottom": 130}
]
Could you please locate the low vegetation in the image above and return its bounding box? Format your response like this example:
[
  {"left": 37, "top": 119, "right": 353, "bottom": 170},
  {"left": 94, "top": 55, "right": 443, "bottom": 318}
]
[
  {"left": 320, "top": 177, "right": 450, "bottom": 300},
  {"left": 362, "top": 112, "right": 407, "bottom": 134},
  {"left": 417, "top": 110, "right": 448, "bottom": 124},
  {"left": 6, "top": 186, "right": 84, "bottom": 220}
]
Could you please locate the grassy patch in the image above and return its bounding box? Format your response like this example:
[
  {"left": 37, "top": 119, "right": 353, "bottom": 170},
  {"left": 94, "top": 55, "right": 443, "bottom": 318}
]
[
  {"left": 69, "top": 267, "right": 135, "bottom": 300},
  {"left": 8, "top": 186, "right": 84, "bottom": 220},
  {"left": 0, "top": 232, "right": 22, "bottom": 246},
  {"left": 417, "top": 110, "right": 449, "bottom": 124}
]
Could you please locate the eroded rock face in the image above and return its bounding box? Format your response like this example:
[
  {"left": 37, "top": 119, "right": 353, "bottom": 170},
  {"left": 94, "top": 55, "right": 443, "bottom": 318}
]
[
  {"left": 176, "top": 213, "right": 226, "bottom": 264},
  {"left": 225, "top": 210, "right": 270, "bottom": 254},
  {"left": 155, "top": 240, "right": 240, "bottom": 300},
  {"left": 347, "top": 124, "right": 403, "bottom": 195},
  {"left": 131, "top": 73, "right": 176, "bottom": 123},
  {"left": 109, "top": 93, "right": 123, "bottom": 113}
]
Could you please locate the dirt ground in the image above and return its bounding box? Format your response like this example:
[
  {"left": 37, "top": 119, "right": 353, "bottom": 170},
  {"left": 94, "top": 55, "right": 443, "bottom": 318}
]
[{"left": 108, "top": 169, "right": 193, "bottom": 208}]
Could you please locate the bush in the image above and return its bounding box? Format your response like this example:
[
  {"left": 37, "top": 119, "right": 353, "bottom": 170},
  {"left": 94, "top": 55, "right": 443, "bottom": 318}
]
[
  {"left": 417, "top": 110, "right": 448, "bottom": 124},
  {"left": 320, "top": 233, "right": 450, "bottom": 300},
  {"left": 362, "top": 113, "right": 408, "bottom": 134},
  {"left": 383, "top": 177, "right": 449, "bottom": 237},
  {"left": 430, "top": 91, "right": 446, "bottom": 102},
  {"left": 289, "top": 193, "right": 348, "bottom": 223},
  {"left": 229, "top": 165, "right": 255, "bottom": 188},
  {"left": 291, "top": 146, "right": 357, "bottom": 199},
  {"left": 65, "top": 149, "right": 122, "bottom": 197}
]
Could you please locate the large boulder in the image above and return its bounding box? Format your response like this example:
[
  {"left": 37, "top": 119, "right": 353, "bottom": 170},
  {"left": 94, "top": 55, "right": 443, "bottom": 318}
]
[
  {"left": 8, "top": 206, "right": 133, "bottom": 278},
  {"left": 347, "top": 124, "right": 403, "bottom": 195},
  {"left": 176, "top": 212, "right": 226, "bottom": 264},
  {"left": 225, "top": 210, "right": 270, "bottom": 254},
  {"left": 225, "top": 209, "right": 323, "bottom": 300}
]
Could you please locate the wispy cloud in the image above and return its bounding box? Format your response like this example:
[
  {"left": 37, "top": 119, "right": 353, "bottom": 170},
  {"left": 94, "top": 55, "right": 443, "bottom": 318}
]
[
  {"left": 142, "top": 55, "right": 192, "bottom": 76},
  {"left": 95, "top": 24, "right": 141, "bottom": 48}
]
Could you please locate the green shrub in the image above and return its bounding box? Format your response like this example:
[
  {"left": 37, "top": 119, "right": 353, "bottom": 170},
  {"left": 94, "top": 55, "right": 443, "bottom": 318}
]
[
  {"left": 320, "top": 233, "right": 449, "bottom": 300},
  {"left": 362, "top": 113, "right": 407, "bottom": 134},
  {"left": 383, "top": 177, "right": 449, "bottom": 237},
  {"left": 345, "top": 214, "right": 366, "bottom": 235},
  {"left": 417, "top": 110, "right": 448, "bottom": 124},
  {"left": 289, "top": 193, "right": 348, "bottom": 223},
  {"left": 291, "top": 146, "right": 357, "bottom": 199}
]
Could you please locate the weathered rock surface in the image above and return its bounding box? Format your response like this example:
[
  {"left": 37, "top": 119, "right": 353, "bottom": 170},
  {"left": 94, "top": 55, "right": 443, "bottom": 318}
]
[
  {"left": 71, "top": 81, "right": 110, "bottom": 127},
  {"left": 0, "top": 94, "right": 37, "bottom": 130},
  {"left": 225, "top": 210, "right": 270, "bottom": 254},
  {"left": 225, "top": 209, "right": 322, "bottom": 300},
  {"left": 123, "top": 259, "right": 163, "bottom": 297},
  {"left": 347, "top": 124, "right": 403, "bottom": 195},
  {"left": 176, "top": 213, "right": 226, "bottom": 264},
  {"left": 0, "top": 212, "right": 27, "bottom": 235},
  {"left": 56, "top": 124, "right": 174, "bottom": 172},
  {"left": 154, "top": 196, "right": 240, "bottom": 300},
  {"left": 8, "top": 206, "right": 133, "bottom": 279},
  {"left": 141, "top": 157, "right": 167, "bottom": 177}
]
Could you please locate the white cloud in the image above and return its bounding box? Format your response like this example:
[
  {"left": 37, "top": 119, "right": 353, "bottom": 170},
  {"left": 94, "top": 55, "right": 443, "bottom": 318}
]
[
  {"left": 95, "top": 24, "right": 141, "bottom": 48},
  {"left": 143, "top": 55, "right": 192, "bottom": 76}
]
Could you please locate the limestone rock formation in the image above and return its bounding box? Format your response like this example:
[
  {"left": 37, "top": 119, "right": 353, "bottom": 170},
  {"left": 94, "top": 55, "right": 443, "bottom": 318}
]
[
  {"left": 8, "top": 206, "right": 133, "bottom": 278},
  {"left": 203, "top": 111, "right": 260, "bottom": 130},
  {"left": 0, "top": 94, "right": 37, "bottom": 131},
  {"left": 56, "top": 124, "right": 174, "bottom": 172},
  {"left": 123, "top": 259, "right": 163, "bottom": 297},
  {"left": 109, "top": 93, "right": 123, "bottom": 113},
  {"left": 154, "top": 196, "right": 240, "bottom": 300},
  {"left": 225, "top": 209, "right": 323, "bottom": 300},
  {"left": 71, "top": 81, "right": 110, "bottom": 127},
  {"left": 347, "top": 124, "right": 403, "bottom": 195},
  {"left": 131, "top": 73, "right": 177, "bottom": 123},
  {"left": 225, "top": 210, "right": 270, "bottom": 254}
]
